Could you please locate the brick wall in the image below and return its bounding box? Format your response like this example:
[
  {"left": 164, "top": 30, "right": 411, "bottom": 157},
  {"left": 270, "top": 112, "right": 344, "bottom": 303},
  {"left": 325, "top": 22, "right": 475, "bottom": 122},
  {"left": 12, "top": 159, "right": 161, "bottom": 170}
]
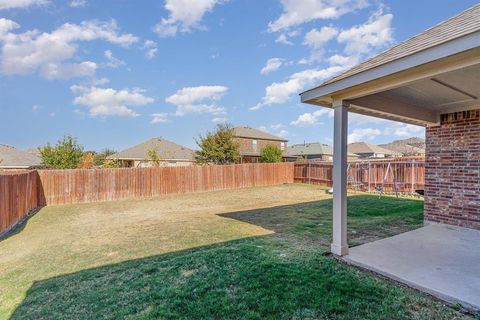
[
  {"left": 235, "top": 137, "right": 287, "bottom": 156},
  {"left": 425, "top": 109, "right": 480, "bottom": 230}
]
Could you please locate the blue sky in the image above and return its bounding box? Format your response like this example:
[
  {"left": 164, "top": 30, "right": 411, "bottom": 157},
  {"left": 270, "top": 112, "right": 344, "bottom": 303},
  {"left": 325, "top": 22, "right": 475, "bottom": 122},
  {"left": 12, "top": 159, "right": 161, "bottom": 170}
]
[{"left": 0, "top": 0, "right": 477, "bottom": 151}]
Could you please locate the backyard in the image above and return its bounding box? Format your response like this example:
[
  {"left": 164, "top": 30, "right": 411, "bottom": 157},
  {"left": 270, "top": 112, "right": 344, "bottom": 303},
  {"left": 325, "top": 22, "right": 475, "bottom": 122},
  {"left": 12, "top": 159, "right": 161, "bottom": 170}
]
[{"left": 0, "top": 184, "right": 472, "bottom": 319}]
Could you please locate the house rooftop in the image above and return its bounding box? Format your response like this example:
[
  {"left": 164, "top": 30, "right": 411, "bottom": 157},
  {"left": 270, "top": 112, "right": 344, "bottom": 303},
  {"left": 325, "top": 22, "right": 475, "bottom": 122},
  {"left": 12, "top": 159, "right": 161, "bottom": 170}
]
[
  {"left": 348, "top": 142, "right": 399, "bottom": 156},
  {"left": 108, "top": 138, "right": 195, "bottom": 161},
  {"left": 286, "top": 142, "right": 358, "bottom": 158},
  {"left": 233, "top": 127, "right": 287, "bottom": 142},
  {"left": 0, "top": 144, "right": 41, "bottom": 169},
  {"left": 286, "top": 143, "right": 333, "bottom": 157}
]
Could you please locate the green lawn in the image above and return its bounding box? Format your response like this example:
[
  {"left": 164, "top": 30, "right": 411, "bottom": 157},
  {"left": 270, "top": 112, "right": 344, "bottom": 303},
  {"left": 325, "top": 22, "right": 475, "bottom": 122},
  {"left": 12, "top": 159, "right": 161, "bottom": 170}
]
[{"left": 0, "top": 184, "right": 473, "bottom": 319}]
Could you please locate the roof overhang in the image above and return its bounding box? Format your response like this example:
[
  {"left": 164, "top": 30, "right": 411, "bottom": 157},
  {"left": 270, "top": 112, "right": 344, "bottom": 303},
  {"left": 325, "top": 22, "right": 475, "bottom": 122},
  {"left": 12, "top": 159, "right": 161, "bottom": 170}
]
[
  {"left": 301, "top": 31, "right": 480, "bottom": 127},
  {"left": 234, "top": 136, "right": 288, "bottom": 142}
]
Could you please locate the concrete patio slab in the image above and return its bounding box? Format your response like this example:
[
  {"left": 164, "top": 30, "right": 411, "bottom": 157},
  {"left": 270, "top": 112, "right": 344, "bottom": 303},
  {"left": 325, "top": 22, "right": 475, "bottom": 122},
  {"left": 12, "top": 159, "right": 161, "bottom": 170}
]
[{"left": 344, "top": 223, "right": 480, "bottom": 311}]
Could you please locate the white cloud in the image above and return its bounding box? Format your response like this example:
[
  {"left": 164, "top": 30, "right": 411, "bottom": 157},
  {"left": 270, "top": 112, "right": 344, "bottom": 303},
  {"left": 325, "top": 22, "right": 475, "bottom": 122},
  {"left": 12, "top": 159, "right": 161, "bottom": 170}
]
[
  {"left": 70, "top": 0, "right": 86, "bottom": 8},
  {"left": 290, "top": 108, "right": 329, "bottom": 126},
  {"left": 337, "top": 8, "right": 393, "bottom": 55},
  {"left": 275, "top": 33, "right": 293, "bottom": 45},
  {"left": 0, "top": 19, "right": 138, "bottom": 79},
  {"left": 270, "top": 123, "right": 284, "bottom": 131},
  {"left": 303, "top": 26, "right": 338, "bottom": 49},
  {"left": 212, "top": 117, "right": 227, "bottom": 123},
  {"left": 257, "top": 124, "right": 288, "bottom": 138},
  {"left": 348, "top": 128, "right": 381, "bottom": 143},
  {"left": 41, "top": 61, "right": 97, "bottom": 79},
  {"left": 90, "top": 77, "right": 110, "bottom": 86},
  {"left": 154, "top": 0, "right": 225, "bottom": 37},
  {"left": 71, "top": 85, "right": 154, "bottom": 118},
  {"left": 252, "top": 65, "right": 346, "bottom": 110},
  {"left": 277, "top": 129, "right": 289, "bottom": 138},
  {"left": 151, "top": 113, "right": 169, "bottom": 123},
  {"left": 104, "top": 50, "right": 125, "bottom": 68},
  {"left": 260, "top": 58, "right": 284, "bottom": 75},
  {"left": 0, "top": 0, "right": 47, "bottom": 10},
  {"left": 166, "top": 85, "right": 228, "bottom": 116},
  {"left": 142, "top": 40, "right": 158, "bottom": 59},
  {"left": 327, "top": 54, "right": 358, "bottom": 67},
  {"left": 268, "top": 0, "right": 369, "bottom": 32},
  {"left": 384, "top": 123, "right": 424, "bottom": 138},
  {"left": 300, "top": 26, "right": 339, "bottom": 63}
]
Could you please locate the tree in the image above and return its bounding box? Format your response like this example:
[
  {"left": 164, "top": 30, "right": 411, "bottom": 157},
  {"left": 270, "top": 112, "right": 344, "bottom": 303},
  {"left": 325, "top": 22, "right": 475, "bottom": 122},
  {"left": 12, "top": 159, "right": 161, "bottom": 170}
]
[
  {"left": 260, "top": 145, "right": 283, "bottom": 163},
  {"left": 103, "top": 159, "right": 122, "bottom": 168},
  {"left": 146, "top": 147, "right": 161, "bottom": 167},
  {"left": 78, "top": 152, "right": 95, "bottom": 169},
  {"left": 94, "top": 148, "right": 117, "bottom": 167},
  {"left": 39, "top": 135, "right": 84, "bottom": 169},
  {"left": 195, "top": 123, "right": 240, "bottom": 165}
]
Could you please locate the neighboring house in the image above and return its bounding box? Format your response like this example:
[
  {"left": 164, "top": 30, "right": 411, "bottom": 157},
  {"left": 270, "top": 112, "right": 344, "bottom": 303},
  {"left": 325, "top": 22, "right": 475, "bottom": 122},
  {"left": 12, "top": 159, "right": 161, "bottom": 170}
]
[
  {"left": 0, "top": 144, "right": 41, "bottom": 169},
  {"left": 348, "top": 142, "right": 400, "bottom": 159},
  {"left": 286, "top": 142, "right": 359, "bottom": 161},
  {"left": 379, "top": 137, "right": 426, "bottom": 157},
  {"left": 108, "top": 138, "right": 196, "bottom": 167},
  {"left": 233, "top": 127, "right": 288, "bottom": 163}
]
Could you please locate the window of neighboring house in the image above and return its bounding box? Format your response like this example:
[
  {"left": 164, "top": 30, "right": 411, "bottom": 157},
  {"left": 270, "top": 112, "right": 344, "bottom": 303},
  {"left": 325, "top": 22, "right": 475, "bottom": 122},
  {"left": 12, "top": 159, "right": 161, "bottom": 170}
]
[
  {"left": 280, "top": 142, "right": 285, "bottom": 151},
  {"left": 252, "top": 140, "right": 257, "bottom": 151}
]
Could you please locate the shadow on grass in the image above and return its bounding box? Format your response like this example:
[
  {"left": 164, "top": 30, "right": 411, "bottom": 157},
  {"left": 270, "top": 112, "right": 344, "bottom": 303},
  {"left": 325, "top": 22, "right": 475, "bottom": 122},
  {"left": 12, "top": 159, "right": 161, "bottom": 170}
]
[
  {"left": 0, "top": 207, "right": 43, "bottom": 242},
  {"left": 219, "top": 194, "right": 424, "bottom": 247},
  {"left": 10, "top": 195, "right": 438, "bottom": 320}
]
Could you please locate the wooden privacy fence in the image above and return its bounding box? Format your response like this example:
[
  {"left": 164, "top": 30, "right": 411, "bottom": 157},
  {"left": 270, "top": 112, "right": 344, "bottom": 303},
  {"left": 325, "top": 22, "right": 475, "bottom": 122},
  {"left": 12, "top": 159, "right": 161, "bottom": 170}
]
[
  {"left": 36, "top": 163, "right": 294, "bottom": 206},
  {"left": 0, "top": 171, "right": 39, "bottom": 235},
  {"left": 294, "top": 162, "right": 333, "bottom": 186},
  {"left": 294, "top": 159, "right": 425, "bottom": 193},
  {"left": 1, "top": 160, "right": 425, "bottom": 235}
]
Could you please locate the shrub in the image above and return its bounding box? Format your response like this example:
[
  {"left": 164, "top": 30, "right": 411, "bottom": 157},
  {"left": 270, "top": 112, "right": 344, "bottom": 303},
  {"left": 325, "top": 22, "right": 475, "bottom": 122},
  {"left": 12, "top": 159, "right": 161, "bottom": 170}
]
[
  {"left": 39, "top": 135, "right": 84, "bottom": 169},
  {"left": 260, "top": 145, "right": 283, "bottom": 163}
]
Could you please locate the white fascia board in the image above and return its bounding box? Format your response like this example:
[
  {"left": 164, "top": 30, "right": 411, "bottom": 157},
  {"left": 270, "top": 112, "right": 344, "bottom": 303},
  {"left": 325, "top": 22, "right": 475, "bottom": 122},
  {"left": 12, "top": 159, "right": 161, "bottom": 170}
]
[{"left": 301, "top": 31, "right": 480, "bottom": 104}]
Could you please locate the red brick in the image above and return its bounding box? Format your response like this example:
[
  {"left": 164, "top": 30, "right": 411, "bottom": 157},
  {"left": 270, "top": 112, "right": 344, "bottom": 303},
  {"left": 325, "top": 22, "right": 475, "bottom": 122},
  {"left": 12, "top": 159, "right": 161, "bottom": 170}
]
[{"left": 425, "top": 109, "right": 480, "bottom": 230}]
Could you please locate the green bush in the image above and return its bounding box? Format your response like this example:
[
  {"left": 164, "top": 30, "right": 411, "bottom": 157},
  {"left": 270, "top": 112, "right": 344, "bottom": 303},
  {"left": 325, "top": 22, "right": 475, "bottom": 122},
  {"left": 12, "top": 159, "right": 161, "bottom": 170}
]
[
  {"left": 260, "top": 145, "right": 283, "bottom": 163},
  {"left": 39, "top": 135, "right": 84, "bottom": 169}
]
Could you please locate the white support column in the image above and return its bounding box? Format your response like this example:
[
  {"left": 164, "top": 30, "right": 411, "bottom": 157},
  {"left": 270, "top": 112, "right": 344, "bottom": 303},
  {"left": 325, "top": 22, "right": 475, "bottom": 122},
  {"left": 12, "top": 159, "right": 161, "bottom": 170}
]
[{"left": 331, "top": 100, "right": 349, "bottom": 256}]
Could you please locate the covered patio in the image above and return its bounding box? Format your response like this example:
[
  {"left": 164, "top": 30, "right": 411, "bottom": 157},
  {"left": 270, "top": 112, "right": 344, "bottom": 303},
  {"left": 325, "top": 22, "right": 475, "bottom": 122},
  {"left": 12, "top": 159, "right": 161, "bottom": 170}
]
[{"left": 301, "top": 4, "right": 480, "bottom": 310}]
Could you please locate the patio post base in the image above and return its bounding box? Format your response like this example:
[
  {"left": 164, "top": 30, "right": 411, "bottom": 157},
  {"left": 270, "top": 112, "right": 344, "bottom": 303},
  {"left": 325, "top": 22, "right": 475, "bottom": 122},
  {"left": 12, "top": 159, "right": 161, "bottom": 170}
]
[{"left": 330, "top": 243, "right": 349, "bottom": 256}]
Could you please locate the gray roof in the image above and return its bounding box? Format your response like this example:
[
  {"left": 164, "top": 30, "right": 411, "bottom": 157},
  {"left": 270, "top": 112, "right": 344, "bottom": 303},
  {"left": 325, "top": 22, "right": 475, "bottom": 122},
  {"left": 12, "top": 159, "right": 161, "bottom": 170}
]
[
  {"left": 310, "top": 4, "right": 480, "bottom": 89},
  {"left": 348, "top": 142, "right": 399, "bottom": 156},
  {"left": 286, "top": 142, "right": 358, "bottom": 157},
  {"left": 233, "top": 127, "right": 288, "bottom": 142},
  {"left": 108, "top": 138, "right": 195, "bottom": 161},
  {"left": 0, "top": 144, "right": 41, "bottom": 168},
  {"left": 286, "top": 143, "right": 333, "bottom": 157}
]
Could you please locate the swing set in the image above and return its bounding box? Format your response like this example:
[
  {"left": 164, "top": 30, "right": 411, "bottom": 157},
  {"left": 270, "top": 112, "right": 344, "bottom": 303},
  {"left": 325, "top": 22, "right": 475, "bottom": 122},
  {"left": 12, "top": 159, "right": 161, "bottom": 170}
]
[{"left": 346, "top": 160, "right": 421, "bottom": 198}]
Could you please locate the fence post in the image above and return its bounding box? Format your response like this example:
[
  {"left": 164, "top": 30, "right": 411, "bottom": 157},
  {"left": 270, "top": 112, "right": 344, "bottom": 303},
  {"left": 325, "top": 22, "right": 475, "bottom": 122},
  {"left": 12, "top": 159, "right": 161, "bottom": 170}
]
[
  {"left": 411, "top": 159, "right": 415, "bottom": 194},
  {"left": 308, "top": 162, "right": 311, "bottom": 184},
  {"left": 368, "top": 161, "right": 372, "bottom": 192}
]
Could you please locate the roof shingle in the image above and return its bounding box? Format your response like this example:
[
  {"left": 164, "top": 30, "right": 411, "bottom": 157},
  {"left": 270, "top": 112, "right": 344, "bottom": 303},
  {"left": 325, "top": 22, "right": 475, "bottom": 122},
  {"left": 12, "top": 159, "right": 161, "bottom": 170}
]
[
  {"left": 0, "top": 144, "right": 41, "bottom": 168},
  {"left": 233, "top": 127, "right": 287, "bottom": 141},
  {"left": 108, "top": 138, "right": 195, "bottom": 161}
]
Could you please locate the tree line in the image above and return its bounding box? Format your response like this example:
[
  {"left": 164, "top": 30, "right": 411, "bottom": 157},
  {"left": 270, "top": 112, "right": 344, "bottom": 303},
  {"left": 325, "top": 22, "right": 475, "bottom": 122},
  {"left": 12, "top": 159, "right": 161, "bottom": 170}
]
[{"left": 38, "top": 124, "right": 284, "bottom": 169}]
